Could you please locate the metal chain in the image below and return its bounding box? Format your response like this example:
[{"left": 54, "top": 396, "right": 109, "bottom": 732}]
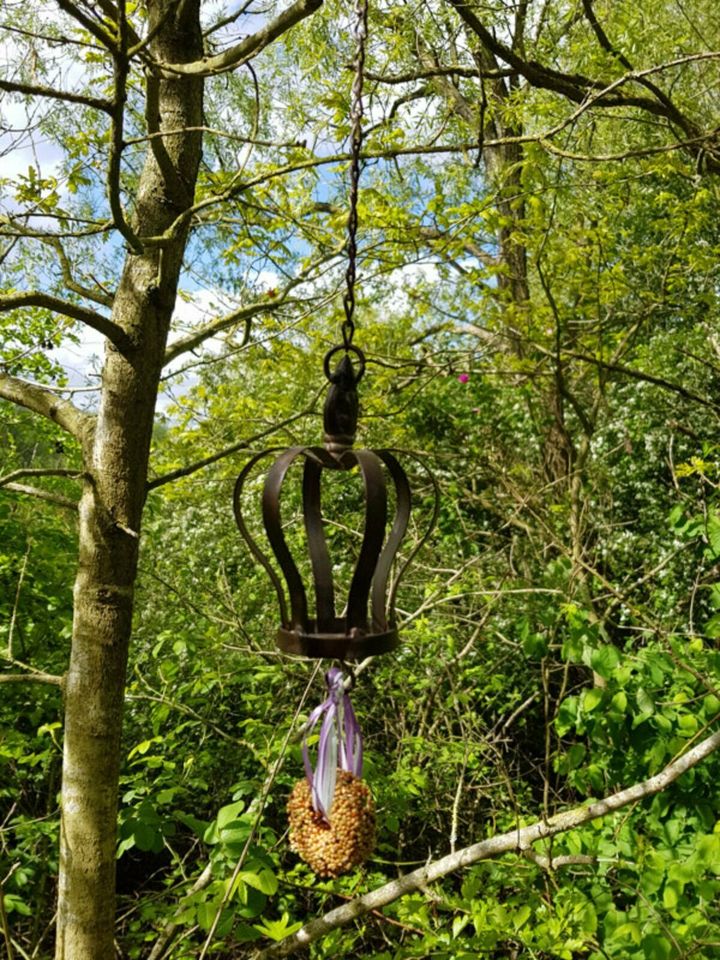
[{"left": 342, "top": 0, "right": 369, "bottom": 351}]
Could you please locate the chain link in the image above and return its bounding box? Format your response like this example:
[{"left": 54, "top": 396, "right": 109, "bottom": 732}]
[{"left": 342, "top": 0, "right": 369, "bottom": 350}]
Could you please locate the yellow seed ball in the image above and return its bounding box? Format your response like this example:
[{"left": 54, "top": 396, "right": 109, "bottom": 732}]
[{"left": 286, "top": 771, "right": 376, "bottom": 877}]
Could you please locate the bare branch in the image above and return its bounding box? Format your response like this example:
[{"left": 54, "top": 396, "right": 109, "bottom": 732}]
[
  {"left": 365, "top": 65, "right": 510, "bottom": 83},
  {"left": 108, "top": 14, "right": 143, "bottom": 253},
  {"left": 564, "top": 350, "right": 720, "bottom": 414},
  {"left": 164, "top": 299, "right": 281, "bottom": 365},
  {"left": 0, "top": 217, "right": 113, "bottom": 241},
  {"left": 147, "top": 864, "right": 213, "bottom": 960},
  {"left": 2, "top": 482, "right": 79, "bottom": 511},
  {"left": 156, "top": 0, "right": 323, "bottom": 77},
  {"left": 147, "top": 404, "right": 319, "bottom": 490},
  {"left": 0, "top": 293, "right": 131, "bottom": 352},
  {"left": 143, "top": 73, "right": 189, "bottom": 203},
  {"left": 6, "top": 541, "right": 30, "bottom": 660},
  {"left": 255, "top": 729, "right": 720, "bottom": 958},
  {"left": 164, "top": 245, "right": 341, "bottom": 365},
  {"left": 0, "top": 77, "right": 113, "bottom": 113},
  {"left": 0, "top": 670, "right": 64, "bottom": 686},
  {"left": 0, "top": 468, "right": 84, "bottom": 486},
  {"left": 46, "top": 237, "right": 115, "bottom": 308},
  {"left": 0, "top": 372, "right": 94, "bottom": 445}
]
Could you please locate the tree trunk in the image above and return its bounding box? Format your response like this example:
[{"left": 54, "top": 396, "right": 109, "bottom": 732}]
[{"left": 55, "top": 3, "right": 204, "bottom": 956}]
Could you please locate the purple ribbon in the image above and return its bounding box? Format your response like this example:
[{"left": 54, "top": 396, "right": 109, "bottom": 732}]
[{"left": 302, "top": 667, "right": 363, "bottom": 821}]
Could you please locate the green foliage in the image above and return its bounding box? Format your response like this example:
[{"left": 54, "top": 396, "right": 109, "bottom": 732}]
[{"left": 4, "top": 0, "right": 720, "bottom": 957}]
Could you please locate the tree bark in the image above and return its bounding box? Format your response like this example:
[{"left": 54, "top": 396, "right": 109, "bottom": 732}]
[{"left": 55, "top": 2, "right": 204, "bottom": 956}]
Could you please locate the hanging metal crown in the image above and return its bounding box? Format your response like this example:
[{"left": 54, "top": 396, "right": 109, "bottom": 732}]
[
  {"left": 233, "top": 345, "right": 437, "bottom": 661},
  {"left": 233, "top": 0, "right": 437, "bottom": 659}
]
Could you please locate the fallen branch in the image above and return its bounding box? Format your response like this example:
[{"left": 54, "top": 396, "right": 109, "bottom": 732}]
[{"left": 253, "top": 728, "right": 720, "bottom": 958}]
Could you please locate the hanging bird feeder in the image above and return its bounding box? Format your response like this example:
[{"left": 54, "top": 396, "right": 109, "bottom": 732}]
[
  {"left": 232, "top": 0, "right": 437, "bottom": 663},
  {"left": 231, "top": 0, "right": 438, "bottom": 877},
  {"left": 233, "top": 344, "right": 437, "bottom": 660}
]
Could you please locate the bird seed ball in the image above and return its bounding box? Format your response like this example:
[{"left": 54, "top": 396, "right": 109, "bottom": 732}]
[{"left": 287, "top": 770, "right": 376, "bottom": 877}]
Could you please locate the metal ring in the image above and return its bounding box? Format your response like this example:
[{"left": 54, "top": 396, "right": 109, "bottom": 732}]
[{"left": 323, "top": 344, "right": 366, "bottom": 383}]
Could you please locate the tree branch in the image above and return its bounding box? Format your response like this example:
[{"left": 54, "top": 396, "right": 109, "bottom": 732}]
[
  {"left": 564, "top": 350, "right": 720, "bottom": 413},
  {"left": 445, "top": 0, "right": 705, "bottom": 136},
  {"left": 0, "top": 468, "right": 84, "bottom": 486},
  {"left": 164, "top": 298, "right": 282, "bottom": 365},
  {"left": 144, "top": 51, "right": 720, "bottom": 247},
  {"left": 164, "top": 246, "right": 342, "bottom": 365},
  {"left": 255, "top": 728, "right": 720, "bottom": 958},
  {"left": 0, "top": 77, "right": 113, "bottom": 113},
  {"left": 155, "top": 0, "right": 323, "bottom": 77},
  {"left": 0, "top": 293, "right": 131, "bottom": 352},
  {"left": 147, "top": 405, "right": 319, "bottom": 490},
  {"left": 579, "top": 0, "right": 696, "bottom": 136},
  {"left": 107, "top": 12, "right": 143, "bottom": 253},
  {"left": 2, "top": 482, "right": 79, "bottom": 511},
  {"left": 365, "top": 65, "right": 511, "bottom": 83},
  {"left": 0, "top": 670, "right": 64, "bottom": 686},
  {"left": 0, "top": 372, "right": 94, "bottom": 445},
  {"left": 46, "top": 237, "right": 115, "bottom": 308},
  {"left": 54, "top": 0, "right": 119, "bottom": 50}
]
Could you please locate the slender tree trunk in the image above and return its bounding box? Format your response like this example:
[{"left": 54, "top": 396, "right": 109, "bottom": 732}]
[{"left": 55, "top": 3, "right": 204, "bottom": 956}]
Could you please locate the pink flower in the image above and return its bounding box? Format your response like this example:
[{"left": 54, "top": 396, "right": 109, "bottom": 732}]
[{"left": 457, "top": 373, "right": 469, "bottom": 383}]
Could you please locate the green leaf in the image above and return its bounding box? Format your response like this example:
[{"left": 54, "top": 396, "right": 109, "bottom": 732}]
[
  {"left": 176, "top": 812, "right": 209, "bottom": 837},
  {"left": 3, "top": 893, "right": 32, "bottom": 916},
  {"left": 521, "top": 631, "right": 547, "bottom": 658},
  {"left": 642, "top": 934, "right": 671, "bottom": 960},
  {"left": 236, "top": 884, "right": 267, "bottom": 919},
  {"left": 662, "top": 880, "right": 681, "bottom": 909},
  {"left": 452, "top": 914, "right": 470, "bottom": 938},
  {"left": 707, "top": 511, "right": 720, "bottom": 557},
  {"left": 239, "top": 868, "right": 278, "bottom": 896},
  {"left": 556, "top": 697, "right": 578, "bottom": 735},
  {"left": 578, "top": 902, "right": 597, "bottom": 934},
  {"left": 133, "top": 820, "right": 162, "bottom": 852},
  {"left": 196, "top": 901, "right": 219, "bottom": 932},
  {"left": 583, "top": 687, "right": 604, "bottom": 713},
  {"left": 590, "top": 645, "right": 620, "bottom": 680},
  {"left": 217, "top": 799, "right": 245, "bottom": 829},
  {"left": 255, "top": 912, "right": 302, "bottom": 941}
]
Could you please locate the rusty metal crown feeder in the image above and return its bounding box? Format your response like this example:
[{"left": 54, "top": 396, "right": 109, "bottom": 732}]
[
  {"left": 233, "top": 344, "right": 438, "bottom": 660},
  {"left": 232, "top": 0, "right": 437, "bottom": 661}
]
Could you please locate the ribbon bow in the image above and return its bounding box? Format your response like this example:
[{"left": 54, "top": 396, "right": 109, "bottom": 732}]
[{"left": 302, "top": 667, "right": 363, "bottom": 821}]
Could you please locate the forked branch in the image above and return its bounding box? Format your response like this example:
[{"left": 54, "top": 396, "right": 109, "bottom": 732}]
[{"left": 156, "top": 0, "right": 323, "bottom": 77}]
